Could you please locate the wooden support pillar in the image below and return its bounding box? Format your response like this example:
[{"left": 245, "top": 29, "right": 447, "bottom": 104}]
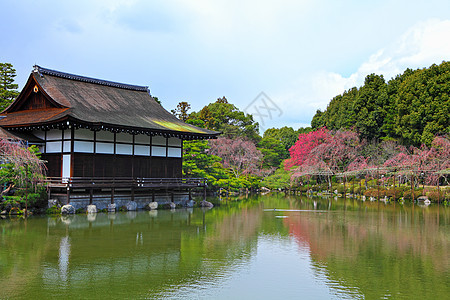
[
  {"left": 203, "top": 185, "right": 206, "bottom": 201},
  {"left": 329, "top": 175, "right": 332, "bottom": 196},
  {"left": 131, "top": 186, "right": 135, "bottom": 201},
  {"left": 152, "top": 190, "right": 155, "bottom": 202},
  {"left": 359, "top": 178, "right": 362, "bottom": 198},
  {"left": 352, "top": 177, "right": 355, "bottom": 197},
  {"left": 437, "top": 175, "right": 440, "bottom": 203},
  {"left": 89, "top": 188, "right": 93, "bottom": 205},
  {"left": 377, "top": 170, "right": 380, "bottom": 201},
  {"left": 66, "top": 187, "right": 70, "bottom": 204},
  {"left": 437, "top": 162, "right": 441, "bottom": 203},
  {"left": 171, "top": 192, "right": 174, "bottom": 202},
  {"left": 393, "top": 174, "right": 396, "bottom": 202},
  {"left": 188, "top": 189, "right": 192, "bottom": 201},
  {"left": 111, "top": 188, "right": 115, "bottom": 204},
  {"left": 344, "top": 176, "right": 346, "bottom": 199}
]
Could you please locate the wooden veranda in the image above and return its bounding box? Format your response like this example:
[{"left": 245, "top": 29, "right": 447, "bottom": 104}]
[{"left": 46, "top": 177, "right": 207, "bottom": 205}]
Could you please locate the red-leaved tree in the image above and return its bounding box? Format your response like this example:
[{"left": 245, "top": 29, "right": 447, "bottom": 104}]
[{"left": 285, "top": 127, "right": 329, "bottom": 170}]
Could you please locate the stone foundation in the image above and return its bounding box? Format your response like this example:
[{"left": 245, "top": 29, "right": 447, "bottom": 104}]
[{"left": 50, "top": 192, "right": 190, "bottom": 211}]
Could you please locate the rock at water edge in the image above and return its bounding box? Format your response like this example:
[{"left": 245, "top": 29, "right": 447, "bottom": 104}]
[
  {"left": 61, "top": 204, "right": 75, "bottom": 214},
  {"left": 126, "top": 201, "right": 137, "bottom": 211},
  {"left": 148, "top": 202, "right": 158, "bottom": 210},
  {"left": 87, "top": 205, "right": 97, "bottom": 214},
  {"left": 108, "top": 203, "right": 117, "bottom": 212},
  {"left": 200, "top": 200, "right": 214, "bottom": 208}
]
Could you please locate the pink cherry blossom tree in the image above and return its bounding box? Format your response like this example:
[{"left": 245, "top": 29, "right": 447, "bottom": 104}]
[
  {"left": 209, "top": 136, "right": 263, "bottom": 178},
  {"left": 0, "top": 138, "right": 47, "bottom": 215}
]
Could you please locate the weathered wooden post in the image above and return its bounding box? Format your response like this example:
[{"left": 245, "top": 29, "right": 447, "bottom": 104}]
[
  {"left": 352, "top": 175, "right": 355, "bottom": 198},
  {"left": 377, "top": 169, "right": 380, "bottom": 201},
  {"left": 66, "top": 186, "right": 70, "bottom": 204},
  {"left": 393, "top": 173, "right": 396, "bottom": 202},
  {"left": 343, "top": 175, "right": 346, "bottom": 199},
  {"left": 359, "top": 176, "right": 362, "bottom": 199}
]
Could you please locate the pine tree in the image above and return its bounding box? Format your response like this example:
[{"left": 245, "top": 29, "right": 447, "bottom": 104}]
[{"left": 0, "top": 63, "right": 19, "bottom": 112}]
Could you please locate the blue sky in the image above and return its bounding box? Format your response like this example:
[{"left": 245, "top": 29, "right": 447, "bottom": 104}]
[{"left": 1, "top": 0, "right": 450, "bottom": 132}]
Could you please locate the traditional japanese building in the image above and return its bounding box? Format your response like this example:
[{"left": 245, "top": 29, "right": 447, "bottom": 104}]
[{"left": 0, "top": 66, "right": 219, "bottom": 209}]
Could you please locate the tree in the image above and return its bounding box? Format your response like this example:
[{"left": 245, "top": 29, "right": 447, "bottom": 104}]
[
  {"left": 301, "top": 130, "right": 361, "bottom": 176},
  {"left": 288, "top": 129, "right": 362, "bottom": 193},
  {"left": 152, "top": 96, "right": 162, "bottom": 105},
  {"left": 285, "top": 127, "right": 329, "bottom": 170},
  {"left": 263, "top": 126, "right": 309, "bottom": 160},
  {"left": 209, "top": 136, "right": 262, "bottom": 178},
  {"left": 0, "top": 140, "right": 47, "bottom": 215},
  {"left": 0, "top": 63, "right": 19, "bottom": 112},
  {"left": 393, "top": 62, "right": 450, "bottom": 145},
  {"left": 188, "top": 97, "right": 260, "bottom": 142},
  {"left": 257, "top": 137, "right": 285, "bottom": 169},
  {"left": 171, "top": 101, "right": 191, "bottom": 121},
  {"left": 182, "top": 140, "right": 227, "bottom": 187}
]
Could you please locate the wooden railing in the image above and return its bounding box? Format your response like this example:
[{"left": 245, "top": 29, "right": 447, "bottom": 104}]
[{"left": 46, "top": 177, "right": 207, "bottom": 189}]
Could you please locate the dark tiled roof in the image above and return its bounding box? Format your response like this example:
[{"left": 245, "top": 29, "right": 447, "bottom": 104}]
[
  {"left": 34, "top": 65, "right": 149, "bottom": 92},
  {"left": 0, "top": 66, "right": 219, "bottom": 138}
]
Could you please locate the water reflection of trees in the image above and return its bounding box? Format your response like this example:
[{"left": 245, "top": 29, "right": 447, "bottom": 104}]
[
  {"left": 0, "top": 202, "right": 265, "bottom": 299},
  {"left": 284, "top": 199, "right": 449, "bottom": 299}
]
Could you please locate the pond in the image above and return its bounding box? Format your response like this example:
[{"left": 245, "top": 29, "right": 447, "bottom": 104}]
[{"left": 0, "top": 195, "right": 448, "bottom": 299}]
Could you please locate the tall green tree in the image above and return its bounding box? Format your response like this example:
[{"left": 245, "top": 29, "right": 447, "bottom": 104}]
[
  {"left": 352, "top": 74, "right": 388, "bottom": 141},
  {"left": 311, "top": 61, "right": 450, "bottom": 146},
  {"left": 263, "top": 126, "right": 308, "bottom": 160},
  {"left": 393, "top": 63, "right": 450, "bottom": 145},
  {"left": 188, "top": 97, "right": 260, "bottom": 142},
  {"left": 0, "top": 63, "right": 19, "bottom": 112},
  {"left": 171, "top": 101, "right": 191, "bottom": 121},
  {"left": 257, "top": 137, "right": 285, "bottom": 169}
]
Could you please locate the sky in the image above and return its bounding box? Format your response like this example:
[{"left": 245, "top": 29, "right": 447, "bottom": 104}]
[{"left": 1, "top": 0, "right": 450, "bottom": 133}]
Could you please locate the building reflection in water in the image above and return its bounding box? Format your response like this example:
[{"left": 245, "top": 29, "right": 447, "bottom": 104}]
[{"left": 58, "top": 236, "right": 71, "bottom": 283}]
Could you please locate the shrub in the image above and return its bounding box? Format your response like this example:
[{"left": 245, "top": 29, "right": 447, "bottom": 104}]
[
  {"left": 385, "top": 188, "right": 405, "bottom": 200},
  {"left": 9, "top": 207, "right": 23, "bottom": 215},
  {"left": 76, "top": 207, "right": 86, "bottom": 214},
  {"left": 46, "top": 205, "right": 61, "bottom": 215},
  {"left": 364, "top": 188, "right": 387, "bottom": 198},
  {"left": 426, "top": 191, "right": 444, "bottom": 202},
  {"left": 353, "top": 185, "right": 363, "bottom": 195},
  {"left": 402, "top": 190, "right": 422, "bottom": 201}
]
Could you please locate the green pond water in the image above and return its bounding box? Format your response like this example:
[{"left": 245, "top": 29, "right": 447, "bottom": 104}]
[{"left": 0, "top": 195, "right": 448, "bottom": 299}]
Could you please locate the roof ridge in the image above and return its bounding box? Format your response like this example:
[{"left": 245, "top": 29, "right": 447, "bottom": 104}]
[{"left": 33, "top": 65, "right": 149, "bottom": 92}]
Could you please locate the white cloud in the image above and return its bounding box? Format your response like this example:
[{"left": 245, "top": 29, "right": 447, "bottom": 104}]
[{"left": 275, "top": 18, "right": 450, "bottom": 128}]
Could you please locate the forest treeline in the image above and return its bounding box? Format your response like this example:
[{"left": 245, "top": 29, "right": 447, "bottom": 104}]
[{"left": 311, "top": 61, "right": 450, "bottom": 146}]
